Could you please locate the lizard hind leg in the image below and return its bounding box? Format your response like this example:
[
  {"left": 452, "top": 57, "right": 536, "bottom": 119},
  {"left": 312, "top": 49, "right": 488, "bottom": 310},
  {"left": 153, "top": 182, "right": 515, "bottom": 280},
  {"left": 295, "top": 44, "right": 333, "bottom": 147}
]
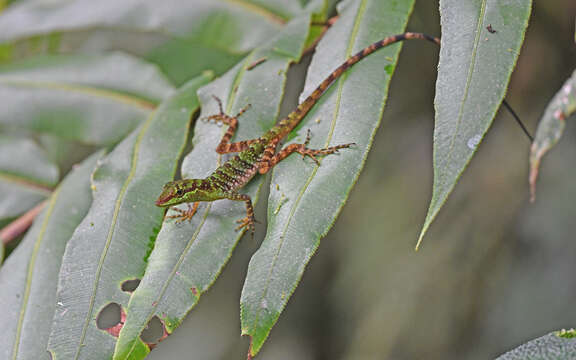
[
  {"left": 258, "top": 129, "right": 355, "bottom": 174},
  {"left": 226, "top": 192, "right": 256, "bottom": 236},
  {"left": 202, "top": 95, "right": 256, "bottom": 154}
]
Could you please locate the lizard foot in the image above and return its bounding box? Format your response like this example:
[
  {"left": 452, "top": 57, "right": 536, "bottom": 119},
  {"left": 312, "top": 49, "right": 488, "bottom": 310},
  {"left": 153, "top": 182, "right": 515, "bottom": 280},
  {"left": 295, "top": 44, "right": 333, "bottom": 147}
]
[
  {"left": 235, "top": 215, "right": 256, "bottom": 235},
  {"left": 298, "top": 129, "right": 355, "bottom": 165},
  {"left": 201, "top": 95, "right": 251, "bottom": 125},
  {"left": 167, "top": 202, "right": 199, "bottom": 224}
]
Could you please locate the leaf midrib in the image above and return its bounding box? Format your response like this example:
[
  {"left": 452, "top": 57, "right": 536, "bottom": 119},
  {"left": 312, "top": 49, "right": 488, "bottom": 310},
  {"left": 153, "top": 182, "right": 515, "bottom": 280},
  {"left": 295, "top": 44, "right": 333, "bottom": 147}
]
[
  {"left": 437, "top": 0, "right": 488, "bottom": 188},
  {"left": 223, "top": 0, "right": 288, "bottom": 24},
  {"left": 1, "top": 79, "right": 157, "bottom": 110}
]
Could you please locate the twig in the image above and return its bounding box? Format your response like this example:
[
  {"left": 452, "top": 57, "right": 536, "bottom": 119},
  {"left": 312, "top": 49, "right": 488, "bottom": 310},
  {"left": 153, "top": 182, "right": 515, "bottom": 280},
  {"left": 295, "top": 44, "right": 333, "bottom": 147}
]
[
  {"left": 247, "top": 57, "right": 268, "bottom": 71},
  {"left": 0, "top": 201, "right": 46, "bottom": 245},
  {"left": 502, "top": 99, "right": 533, "bottom": 142},
  {"left": 302, "top": 15, "right": 339, "bottom": 56}
]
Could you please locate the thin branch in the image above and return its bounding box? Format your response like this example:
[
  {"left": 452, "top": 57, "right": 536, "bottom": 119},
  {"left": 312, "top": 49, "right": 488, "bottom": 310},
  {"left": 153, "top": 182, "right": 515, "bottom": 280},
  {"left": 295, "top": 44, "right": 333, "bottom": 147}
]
[{"left": 502, "top": 99, "right": 534, "bottom": 142}]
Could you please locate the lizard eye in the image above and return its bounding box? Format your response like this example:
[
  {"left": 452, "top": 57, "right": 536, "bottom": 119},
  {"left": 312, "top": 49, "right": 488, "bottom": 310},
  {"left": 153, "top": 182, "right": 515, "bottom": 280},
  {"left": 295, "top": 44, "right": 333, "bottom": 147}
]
[{"left": 176, "top": 188, "right": 184, "bottom": 196}]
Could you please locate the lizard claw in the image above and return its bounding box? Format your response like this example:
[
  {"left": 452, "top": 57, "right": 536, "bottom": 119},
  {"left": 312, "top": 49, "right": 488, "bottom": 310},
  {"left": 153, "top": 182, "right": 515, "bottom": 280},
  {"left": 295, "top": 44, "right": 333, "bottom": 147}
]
[
  {"left": 304, "top": 129, "right": 312, "bottom": 146},
  {"left": 167, "top": 203, "right": 199, "bottom": 224},
  {"left": 235, "top": 216, "right": 256, "bottom": 235},
  {"left": 212, "top": 95, "right": 225, "bottom": 114},
  {"left": 199, "top": 95, "right": 226, "bottom": 123},
  {"left": 235, "top": 103, "right": 252, "bottom": 118},
  {"left": 301, "top": 152, "right": 320, "bottom": 165}
]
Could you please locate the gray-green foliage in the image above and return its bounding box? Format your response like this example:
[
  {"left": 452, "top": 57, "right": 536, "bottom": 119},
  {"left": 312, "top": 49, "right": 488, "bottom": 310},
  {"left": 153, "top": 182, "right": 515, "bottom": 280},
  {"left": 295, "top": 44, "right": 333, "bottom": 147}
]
[{"left": 3, "top": 0, "right": 566, "bottom": 359}]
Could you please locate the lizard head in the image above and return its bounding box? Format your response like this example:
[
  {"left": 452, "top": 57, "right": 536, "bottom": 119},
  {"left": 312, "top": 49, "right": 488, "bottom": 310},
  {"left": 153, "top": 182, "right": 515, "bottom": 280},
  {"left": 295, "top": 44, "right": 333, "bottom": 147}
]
[
  {"left": 155, "top": 180, "right": 189, "bottom": 207},
  {"left": 155, "top": 179, "right": 224, "bottom": 207}
]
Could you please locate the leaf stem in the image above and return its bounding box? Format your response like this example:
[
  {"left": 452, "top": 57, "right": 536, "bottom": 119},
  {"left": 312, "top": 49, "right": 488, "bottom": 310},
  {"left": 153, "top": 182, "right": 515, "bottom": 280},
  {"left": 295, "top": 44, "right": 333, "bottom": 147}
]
[
  {"left": 0, "top": 201, "right": 46, "bottom": 245},
  {"left": 502, "top": 99, "right": 533, "bottom": 142}
]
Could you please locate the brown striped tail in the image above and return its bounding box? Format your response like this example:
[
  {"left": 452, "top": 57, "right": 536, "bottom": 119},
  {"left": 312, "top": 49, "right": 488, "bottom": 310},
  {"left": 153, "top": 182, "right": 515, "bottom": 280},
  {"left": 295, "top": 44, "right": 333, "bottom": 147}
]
[{"left": 275, "top": 32, "right": 439, "bottom": 137}]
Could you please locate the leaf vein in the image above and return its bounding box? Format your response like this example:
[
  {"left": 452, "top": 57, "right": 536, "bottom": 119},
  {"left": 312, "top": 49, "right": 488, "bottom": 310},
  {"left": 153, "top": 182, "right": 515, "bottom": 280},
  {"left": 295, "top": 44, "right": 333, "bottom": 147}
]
[
  {"left": 0, "top": 79, "right": 157, "bottom": 110},
  {"left": 223, "top": 0, "right": 288, "bottom": 25}
]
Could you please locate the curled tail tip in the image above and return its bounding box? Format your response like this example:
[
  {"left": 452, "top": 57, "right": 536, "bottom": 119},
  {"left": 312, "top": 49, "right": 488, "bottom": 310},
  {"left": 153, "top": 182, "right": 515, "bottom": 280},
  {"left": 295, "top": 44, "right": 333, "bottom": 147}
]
[{"left": 417, "top": 32, "right": 440, "bottom": 45}]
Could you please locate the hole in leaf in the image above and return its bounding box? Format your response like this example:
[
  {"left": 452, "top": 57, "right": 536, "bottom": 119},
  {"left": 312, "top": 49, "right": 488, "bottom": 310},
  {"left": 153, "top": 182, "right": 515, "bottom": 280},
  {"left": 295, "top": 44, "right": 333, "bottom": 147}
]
[
  {"left": 140, "top": 316, "right": 167, "bottom": 346},
  {"left": 96, "top": 302, "right": 126, "bottom": 337},
  {"left": 96, "top": 303, "right": 121, "bottom": 329},
  {"left": 121, "top": 279, "right": 141, "bottom": 292}
]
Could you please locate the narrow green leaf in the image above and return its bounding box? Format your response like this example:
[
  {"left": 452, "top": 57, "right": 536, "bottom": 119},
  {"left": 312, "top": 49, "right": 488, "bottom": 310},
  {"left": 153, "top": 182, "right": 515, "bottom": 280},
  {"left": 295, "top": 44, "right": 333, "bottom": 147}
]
[
  {"left": 529, "top": 69, "right": 576, "bottom": 201},
  {"left": 496, "top": 330, "right": 576, "bottom": 359},
  {"left": 0, "top": 53, "right": 174, "bottom": 145},
  {"left": 0, "top": 150, "right": 102, "bottom": 360},
  {"left": 46, "top": 73, "right": 211, "bottom": 360},
  {"left": 0, "top": 0, "right": 292, "bottom": 52},
  {"left": 417, "top": 0, "right": 532, "bottom": 249},
  {"left": 36, "top": 134, "right": 97, "bottom": 176},
  {"left": 113, "top": 14, "right": 313, "bottom": 360},
  {"left": 240, "top": 0, "right": 415, "bottom": 356},
  {"left": 0, "top": 135, "right": 57, "bottom": 221}
]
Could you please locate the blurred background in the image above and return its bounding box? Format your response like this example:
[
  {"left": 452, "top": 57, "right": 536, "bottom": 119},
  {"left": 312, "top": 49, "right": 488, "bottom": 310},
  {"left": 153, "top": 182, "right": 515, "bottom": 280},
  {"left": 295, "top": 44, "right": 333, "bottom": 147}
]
[
  {"left": 1, "top": 0, "right": 575, "bottom": 359},
  {"left": 145, "top": 1, "right": 576, "bottom": 359}
]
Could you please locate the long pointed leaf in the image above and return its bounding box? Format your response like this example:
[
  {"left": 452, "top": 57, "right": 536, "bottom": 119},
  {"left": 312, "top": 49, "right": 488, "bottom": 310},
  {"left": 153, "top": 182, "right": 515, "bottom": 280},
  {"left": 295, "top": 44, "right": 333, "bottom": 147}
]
[
  {"left": 240, "top": 0, "right": 416, "bottom": 356},
  {"left": 113, "top": 14, "right": 314, "bottom": 360},
  {"left": 0, "top": 53, "right": 174, "bottom": 145},
  {"left": 417, "top": 0, "right": 532, "bottom": 248},
  {"left": 46, "top": 73, "right": 212, "bottom": 360},
  {"left": 0, "top": 0, "right": 293, "bottom": 52},
  {"left": 0, "top": 151, "right": 102, "bottom": 360}
]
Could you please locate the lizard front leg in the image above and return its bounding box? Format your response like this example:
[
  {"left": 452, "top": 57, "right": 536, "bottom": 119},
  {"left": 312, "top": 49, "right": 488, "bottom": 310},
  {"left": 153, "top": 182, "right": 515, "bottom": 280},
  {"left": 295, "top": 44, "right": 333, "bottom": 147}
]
[
  {"left": 203, "top": 95, "right": 256, "bottom": 154},
  {"left": 226, "top": 192, "right": 256, "bottom": 234},
  {"left": 167, "top": 202, "right": 200, "bottom": 223},
  {"left": 258, "top": 129, "right": 354, "bottom": 174}
]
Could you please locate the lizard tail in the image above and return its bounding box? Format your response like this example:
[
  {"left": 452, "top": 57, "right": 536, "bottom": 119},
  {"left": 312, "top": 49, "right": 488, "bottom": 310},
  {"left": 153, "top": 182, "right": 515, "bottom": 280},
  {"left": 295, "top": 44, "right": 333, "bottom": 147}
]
[{"left": 275, "top": 32, "right": 439, "bottom": 137}]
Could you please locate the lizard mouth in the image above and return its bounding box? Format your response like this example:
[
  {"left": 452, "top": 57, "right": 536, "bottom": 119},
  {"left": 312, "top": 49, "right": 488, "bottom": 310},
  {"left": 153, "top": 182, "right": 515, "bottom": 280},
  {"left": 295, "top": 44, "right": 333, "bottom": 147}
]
[{"left": 155, "top": 194, "right": 172, "bottom": 207}]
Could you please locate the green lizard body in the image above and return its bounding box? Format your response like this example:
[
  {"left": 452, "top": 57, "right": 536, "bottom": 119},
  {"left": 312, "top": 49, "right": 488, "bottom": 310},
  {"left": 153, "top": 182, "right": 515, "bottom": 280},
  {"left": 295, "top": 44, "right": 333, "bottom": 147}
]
[{"left": 155, "top": 32, "right": 439, "bottom": 233}]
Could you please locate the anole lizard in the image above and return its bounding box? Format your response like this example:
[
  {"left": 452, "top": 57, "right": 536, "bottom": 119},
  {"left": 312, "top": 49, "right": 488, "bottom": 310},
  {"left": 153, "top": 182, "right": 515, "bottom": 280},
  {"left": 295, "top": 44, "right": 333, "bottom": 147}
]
[{"left": 155, "top": 32, "right": 439, "bottom": 233}]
